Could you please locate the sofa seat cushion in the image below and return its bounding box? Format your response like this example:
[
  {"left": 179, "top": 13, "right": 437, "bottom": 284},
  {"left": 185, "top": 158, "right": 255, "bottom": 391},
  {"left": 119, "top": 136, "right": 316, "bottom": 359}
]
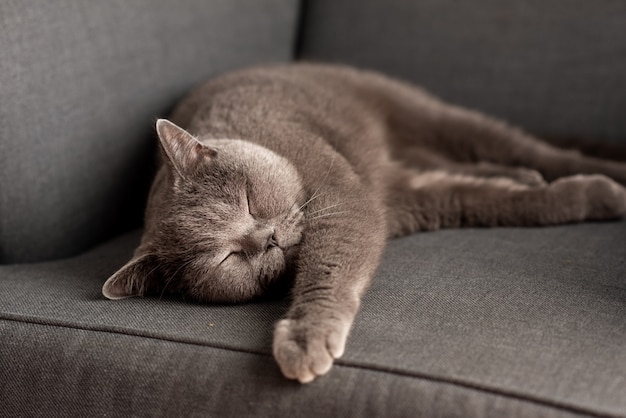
[{"left": 1, "top": 223, "right": 625, "bottom": 416}]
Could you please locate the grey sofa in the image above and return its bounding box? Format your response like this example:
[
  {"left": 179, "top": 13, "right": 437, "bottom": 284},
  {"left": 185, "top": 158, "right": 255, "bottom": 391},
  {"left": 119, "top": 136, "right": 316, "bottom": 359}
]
[{"left": 1, "top": 1, "right": 625, "bottom": 416}]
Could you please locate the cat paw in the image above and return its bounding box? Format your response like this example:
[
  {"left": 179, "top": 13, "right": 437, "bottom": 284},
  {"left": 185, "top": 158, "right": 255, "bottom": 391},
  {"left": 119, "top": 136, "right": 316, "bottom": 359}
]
[
  {"left": 273, "top": 316, "right": 350, "bottom": 383},
  {"left": 582, "top": 175, "right": 626, "bottom": 219},
  {"left": 552, "top": 175, "right": 626, "bottom": 220}
]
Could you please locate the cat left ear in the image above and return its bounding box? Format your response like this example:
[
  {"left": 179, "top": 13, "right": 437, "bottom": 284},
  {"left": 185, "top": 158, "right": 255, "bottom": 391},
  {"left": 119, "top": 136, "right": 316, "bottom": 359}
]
[
  {"left": 156, "top": 119, "right": 216, "bottom": 177},
  {"left": 102, "top": 253, "right": 159, "bottom": 300}
]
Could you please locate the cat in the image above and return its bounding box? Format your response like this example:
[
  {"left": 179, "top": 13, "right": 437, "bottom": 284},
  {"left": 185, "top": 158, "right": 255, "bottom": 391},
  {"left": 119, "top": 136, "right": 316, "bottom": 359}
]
[{"left": 102, "top": 63, "right": 626, "bottom": 383}]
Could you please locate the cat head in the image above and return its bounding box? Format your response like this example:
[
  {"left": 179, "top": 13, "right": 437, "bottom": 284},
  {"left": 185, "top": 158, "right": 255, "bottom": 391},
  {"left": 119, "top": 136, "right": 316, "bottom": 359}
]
[{"left": 102, "top": 119, "right": 306, "bottom": 303}]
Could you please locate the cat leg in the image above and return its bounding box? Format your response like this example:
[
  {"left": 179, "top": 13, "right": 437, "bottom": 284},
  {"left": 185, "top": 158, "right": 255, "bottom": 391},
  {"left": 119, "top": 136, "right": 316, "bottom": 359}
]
[
  {"left": 386, "top": 170, "right": 626, "bottom": 238},
  {"left": 273, "top": 184, "right": 387, "bottom": 383},
  {"left": 398, "top": 146, "right": 546, "bottom": 187},
  {"left": 358, "top": 68, "right": 626, "bottom": 185},
  {"left": 421, "top": 105, "right": 626, "bottom": 185},
  {"left": 460, "top": 162, "right": 546, "bottom": 187}
]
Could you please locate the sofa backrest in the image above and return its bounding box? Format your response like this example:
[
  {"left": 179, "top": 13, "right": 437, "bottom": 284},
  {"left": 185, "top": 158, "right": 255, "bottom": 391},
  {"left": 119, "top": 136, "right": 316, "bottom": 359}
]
[
  {"left": 298, "top": 0, "right": 626, "bottom": 141},
  {"left": 0, "top": 0, "right": 299, "bottom": 263}
]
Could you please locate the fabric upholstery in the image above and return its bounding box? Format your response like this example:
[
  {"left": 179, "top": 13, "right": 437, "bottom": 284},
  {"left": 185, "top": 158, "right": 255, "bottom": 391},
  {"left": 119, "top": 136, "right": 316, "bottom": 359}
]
[
  {"left": 0, "top": 0, "right": 299, "bottom": 263},
  {"left": 297, "top": 0, "right": 626, "bottom": 142},
  {"left": 2, "top": 1, "right": 625, "bottom": 417},
  {"left": 1, "top": 223, "right": 625, "bottom": 416}
]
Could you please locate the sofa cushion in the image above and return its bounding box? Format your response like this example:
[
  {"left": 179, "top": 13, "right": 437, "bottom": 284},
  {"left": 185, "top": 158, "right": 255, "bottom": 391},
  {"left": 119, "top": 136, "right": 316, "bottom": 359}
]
[
  {"left": 0, "top": 0, "right": 299, "bottom": 263},
  {"left": 1, "top": 223, "right": 624, "bottom": 416},
  {"left": 297, "top": 0, "right": 626, "bottom": 142}
]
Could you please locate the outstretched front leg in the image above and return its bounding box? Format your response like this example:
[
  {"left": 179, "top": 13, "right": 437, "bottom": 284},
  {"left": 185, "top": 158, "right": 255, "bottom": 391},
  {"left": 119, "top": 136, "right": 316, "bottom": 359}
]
[
  {"left": 386, "top": 169, "right": 626, "bottom": 238},
  {"left": 273, "top": 175, "right": 387, "bottom": 383}
]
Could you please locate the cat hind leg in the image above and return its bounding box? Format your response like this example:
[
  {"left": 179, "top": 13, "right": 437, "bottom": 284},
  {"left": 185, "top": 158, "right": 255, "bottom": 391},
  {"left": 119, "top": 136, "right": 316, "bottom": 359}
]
[
  {"left": 416, "top": 104, "right": 626, "bottom": 185},
  {"left": 396, "top": 146, "right": 546, "bottom": 187},
  {"left": 385, "top": 170, "right": 626, "bottom": 238}
]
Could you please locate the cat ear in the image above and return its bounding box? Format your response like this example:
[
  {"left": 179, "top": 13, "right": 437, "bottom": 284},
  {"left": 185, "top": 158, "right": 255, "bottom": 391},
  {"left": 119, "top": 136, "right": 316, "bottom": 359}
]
[
  {"left": 102, "top": 253, "right": 159, "bottom": 300},
  {"left": 156, "top": 119, "right": 216, "bottom": 177}
]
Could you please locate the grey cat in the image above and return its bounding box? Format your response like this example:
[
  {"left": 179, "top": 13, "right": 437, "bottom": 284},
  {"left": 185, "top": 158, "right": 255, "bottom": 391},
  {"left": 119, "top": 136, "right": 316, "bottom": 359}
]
[{"left": 102, "top": 63, "right": 626, "bottom": 383}]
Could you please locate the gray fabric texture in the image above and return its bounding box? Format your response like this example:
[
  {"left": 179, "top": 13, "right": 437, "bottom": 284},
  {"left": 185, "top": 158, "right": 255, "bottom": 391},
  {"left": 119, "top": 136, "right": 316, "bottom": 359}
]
[
  {"left": 0, "top": 0, "right": 299, "bottom": 264},
  {"left": 297, "top": 0, "right": 626, "bottom": 142},
  {"left": 2, "top": 1, "right": 625, "bottom": 416},
  {"left": 1, "top": 223, "right": 625, "bottom": 416}
]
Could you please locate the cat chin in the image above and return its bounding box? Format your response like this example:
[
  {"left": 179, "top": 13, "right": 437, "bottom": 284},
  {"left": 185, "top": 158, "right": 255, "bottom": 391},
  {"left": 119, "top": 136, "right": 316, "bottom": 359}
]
[
  {"left": 184, "top": 276, "right": 290, "bottom": 304},
  {"left": 179, "top": 284, "right": 263, "bottom": 305},
  {"left": 260, "top": 274, "right": 294, "bottom": 301},
  {"left": 180, "top": 260, "right": 288, "bottom": 304}
]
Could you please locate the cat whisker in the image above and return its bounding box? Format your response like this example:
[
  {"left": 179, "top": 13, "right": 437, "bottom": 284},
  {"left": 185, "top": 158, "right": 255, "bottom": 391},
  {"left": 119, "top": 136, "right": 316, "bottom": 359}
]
[
  {"left": 138, "top": 263, "right": 162, "bottom": 297},
  {"left": 158, "top": 275, "right": 177, "bottom": 300},
  {"left": 306, "top": 204, "right": 344, "bottom": 216},
  {"left": 305, "top": 211, "right": 351, "bottom": 222},
  {"left": 296, "top": 146, "right": 338, "bottom": 212},
  {"left": 159, "top": 258, "right": 195, "bottom": 299},
  {"left": 297, "top": 190, "right": 325, "bottom": 212},
  {"left": 288, "top": 187, "right": 309, "bottom": 213},
  {"left": 306, "top": 199, "right": 372, "bottom": 216}
]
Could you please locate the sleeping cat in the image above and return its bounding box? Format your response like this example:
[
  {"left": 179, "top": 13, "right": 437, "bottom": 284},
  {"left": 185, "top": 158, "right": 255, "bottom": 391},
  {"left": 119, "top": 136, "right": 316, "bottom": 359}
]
[{"left": 102, "top": 63, "right": 626, "bottom": 383}]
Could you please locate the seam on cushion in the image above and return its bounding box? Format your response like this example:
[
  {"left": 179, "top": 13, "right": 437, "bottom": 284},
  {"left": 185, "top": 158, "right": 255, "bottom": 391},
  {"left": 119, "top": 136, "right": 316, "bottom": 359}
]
[
  {"left": 0, "top": 312, "right": 269, "bottom": 358},
  {"left": 339, "top": 360, "right": 620, "bottom": 418},
  {"left": 0, "top": 313, "right": 620, "bottom": 418}
]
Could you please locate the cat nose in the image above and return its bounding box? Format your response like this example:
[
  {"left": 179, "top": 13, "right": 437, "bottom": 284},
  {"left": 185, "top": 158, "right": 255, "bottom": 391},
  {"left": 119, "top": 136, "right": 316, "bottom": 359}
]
[
  {"left": 266, "top": 233, "right": 278, "bottom": 249},
  {"left": 241, "top": 226, "right": 276, "bottom": 253},
  {"left": 262, "top": 229, "right": 278, "bottom": 251}
]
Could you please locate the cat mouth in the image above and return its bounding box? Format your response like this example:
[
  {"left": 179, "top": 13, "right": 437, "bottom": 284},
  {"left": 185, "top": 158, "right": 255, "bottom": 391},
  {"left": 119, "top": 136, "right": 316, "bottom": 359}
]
[
  {"left": 281, "top": 242, "right": 301, "bottom": 263},
  {"left": 253, "top": 243, "right": 300, "bottom": 297},
  {"left": 258, "top": 255, "right": 297, "bottom": 300}
]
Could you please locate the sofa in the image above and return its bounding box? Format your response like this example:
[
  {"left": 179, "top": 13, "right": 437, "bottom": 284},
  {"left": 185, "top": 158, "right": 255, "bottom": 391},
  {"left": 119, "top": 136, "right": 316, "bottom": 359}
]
[{"left": 1, "top": 1, "right": 625, "bottom": 416}]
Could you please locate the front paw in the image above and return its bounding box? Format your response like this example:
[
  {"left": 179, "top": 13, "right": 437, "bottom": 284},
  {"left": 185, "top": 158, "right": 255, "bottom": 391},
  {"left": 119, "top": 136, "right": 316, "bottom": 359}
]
[{"left": 273, "top": 316, "right": 350, "bottom": 383}]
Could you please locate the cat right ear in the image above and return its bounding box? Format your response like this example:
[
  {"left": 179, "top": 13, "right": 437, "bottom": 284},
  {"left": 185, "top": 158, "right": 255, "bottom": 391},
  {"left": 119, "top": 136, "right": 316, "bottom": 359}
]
[
  {"left": 156, "top": 119, "right": 216, "bottom": 177},
  {"left": 102, "top": 253, "right": 159, "bottom": 300}
]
